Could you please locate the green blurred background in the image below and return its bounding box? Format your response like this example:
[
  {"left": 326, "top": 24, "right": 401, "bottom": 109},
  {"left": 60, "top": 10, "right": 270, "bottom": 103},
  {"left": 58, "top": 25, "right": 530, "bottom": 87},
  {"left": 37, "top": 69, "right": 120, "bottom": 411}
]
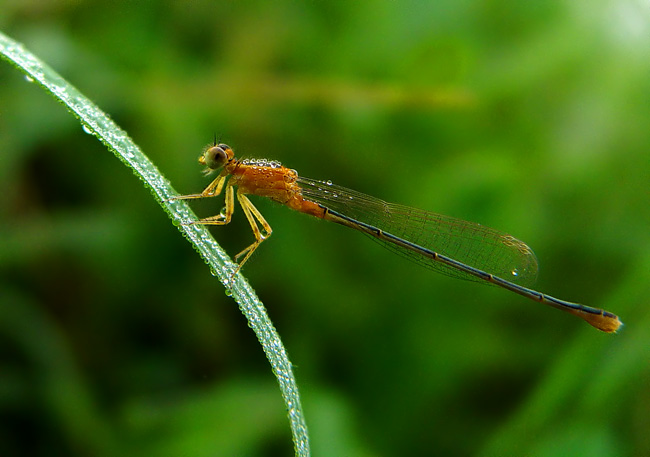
[{"left": 1, "top": 1, "right": 649, "bottom": 456}]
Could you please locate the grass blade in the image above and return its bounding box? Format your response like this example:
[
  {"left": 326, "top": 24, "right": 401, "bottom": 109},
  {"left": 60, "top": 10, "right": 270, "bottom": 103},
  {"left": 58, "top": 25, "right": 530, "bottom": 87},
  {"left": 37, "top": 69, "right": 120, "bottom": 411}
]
[{"left": 0, "top": 30, "right": 310, "bottom": 456}]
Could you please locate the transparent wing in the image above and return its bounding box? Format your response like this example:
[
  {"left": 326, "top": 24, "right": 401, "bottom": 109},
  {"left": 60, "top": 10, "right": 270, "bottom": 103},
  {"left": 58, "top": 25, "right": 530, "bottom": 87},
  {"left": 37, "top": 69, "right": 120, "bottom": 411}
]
[{"left": 297, "top": 177, "right": 539, "bottom": 286}]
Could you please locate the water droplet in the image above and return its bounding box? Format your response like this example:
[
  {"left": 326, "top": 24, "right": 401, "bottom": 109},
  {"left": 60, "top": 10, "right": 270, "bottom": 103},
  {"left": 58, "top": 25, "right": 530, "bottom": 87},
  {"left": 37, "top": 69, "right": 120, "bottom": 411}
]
[
  {"left": 511, "top": 269, "right": 519, "bottom": 277},
  {"left": 51, "top": 85, "right": 67, "bottom": 96},
  {"left": 24, "top": 75, "right": 34, "bottom": 83},
  {"left": 326, "top": 180, "right": 332, "bottom": 185},
  {"left": 224, "top": 288, "right": 233, "bottom": 297},
  {"left": 82, "top": 124, "right": 93, "bottom": 134}
]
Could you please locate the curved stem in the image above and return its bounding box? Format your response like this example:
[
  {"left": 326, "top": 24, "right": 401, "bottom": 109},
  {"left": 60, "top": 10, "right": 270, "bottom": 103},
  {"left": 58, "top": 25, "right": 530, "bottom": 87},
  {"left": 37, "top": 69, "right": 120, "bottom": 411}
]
[{"left": 0, "top": 30, "right": 310, "bottom": 457}]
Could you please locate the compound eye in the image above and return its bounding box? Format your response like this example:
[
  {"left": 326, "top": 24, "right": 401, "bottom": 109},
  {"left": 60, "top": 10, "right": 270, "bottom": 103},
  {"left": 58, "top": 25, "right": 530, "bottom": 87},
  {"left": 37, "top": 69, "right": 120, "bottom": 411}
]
[{"left": 201, "top": 145, "right": 228, "bottom": 170}]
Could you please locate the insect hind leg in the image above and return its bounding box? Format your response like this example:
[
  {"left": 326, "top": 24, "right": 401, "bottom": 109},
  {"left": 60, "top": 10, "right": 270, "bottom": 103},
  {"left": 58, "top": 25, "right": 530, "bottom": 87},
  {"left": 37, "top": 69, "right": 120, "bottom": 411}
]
[{"left": 230, "top": 193, "right": 272, "bottom": 277}]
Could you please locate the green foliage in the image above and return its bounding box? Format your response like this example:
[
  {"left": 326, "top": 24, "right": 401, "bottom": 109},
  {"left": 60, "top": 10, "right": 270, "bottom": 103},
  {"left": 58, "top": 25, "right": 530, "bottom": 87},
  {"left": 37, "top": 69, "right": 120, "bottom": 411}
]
[{"left": 1, "top": 2, "right": 649, "bottom": 456}]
